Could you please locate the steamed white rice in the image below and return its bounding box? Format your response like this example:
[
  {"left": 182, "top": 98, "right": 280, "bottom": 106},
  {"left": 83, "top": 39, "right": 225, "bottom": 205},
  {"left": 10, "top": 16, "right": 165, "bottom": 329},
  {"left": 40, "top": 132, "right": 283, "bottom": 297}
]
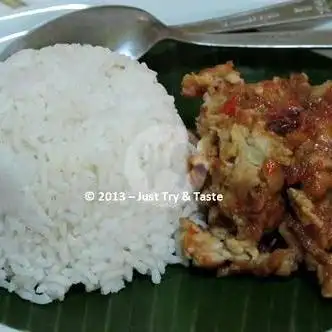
[{"left": 0, "top": 44, "right": 197, "bottom": 304}]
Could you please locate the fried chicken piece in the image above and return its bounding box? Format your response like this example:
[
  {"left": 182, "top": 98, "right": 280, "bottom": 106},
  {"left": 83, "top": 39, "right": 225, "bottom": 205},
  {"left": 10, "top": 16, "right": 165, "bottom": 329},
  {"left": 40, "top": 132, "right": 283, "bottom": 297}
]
[
  {"left": 281, "top": 84, "right": 332, "bottom": 297},
  {"left": 182, "top": 61, "right": 243, "bottom": 97},
  {"left": 181, "top": 61, "right": 332, "bottom": 296},
  {"left": 287, "top": 189, "right": 332, "bottom": 297},
  {"left": 285, "top": 85, "right": 332, "bottom": 201},
  {"left": 201, "top": 121, "right": 291, "bottom": 241},
  {"left": 180, "top": 218, "right": 300, "bottom": 277},
  {"left": 182, "top": 62, "right": 306, "bottom": 242}
]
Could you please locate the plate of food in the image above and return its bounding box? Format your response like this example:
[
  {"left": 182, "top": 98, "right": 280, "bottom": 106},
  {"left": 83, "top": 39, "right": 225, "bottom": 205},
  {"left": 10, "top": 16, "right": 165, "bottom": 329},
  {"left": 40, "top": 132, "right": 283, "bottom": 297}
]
[{"left": 1, "top": 1, "right": 332, "bottom": 332}]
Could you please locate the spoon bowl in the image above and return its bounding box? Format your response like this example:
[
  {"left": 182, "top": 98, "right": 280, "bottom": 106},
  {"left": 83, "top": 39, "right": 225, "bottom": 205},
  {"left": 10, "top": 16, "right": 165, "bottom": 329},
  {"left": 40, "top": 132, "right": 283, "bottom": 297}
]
[
  {"left": 1, "top": 6, "right": 170, "bottom": 60},
  {"left": 2, "top": 5, "right": 332, "bottom": 61}
]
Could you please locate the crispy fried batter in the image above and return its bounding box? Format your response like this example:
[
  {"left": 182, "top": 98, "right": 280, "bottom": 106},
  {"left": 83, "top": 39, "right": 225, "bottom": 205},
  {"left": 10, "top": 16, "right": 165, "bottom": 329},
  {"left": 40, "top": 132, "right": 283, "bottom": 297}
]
[
  {"left": 183, "top": 62, "right": 296, "bottom": 242},
  {"left": 180, "top": 218, "right": 300, "bottom": 277},
  {"left": 180, "top": 62, "right": 332, "bottom": 297},
  {"left": 287, "top": 189, "right": 332, "bottom": 297},
  {"left": 283, "top": 84, "right": 332, "bottom": 297}
]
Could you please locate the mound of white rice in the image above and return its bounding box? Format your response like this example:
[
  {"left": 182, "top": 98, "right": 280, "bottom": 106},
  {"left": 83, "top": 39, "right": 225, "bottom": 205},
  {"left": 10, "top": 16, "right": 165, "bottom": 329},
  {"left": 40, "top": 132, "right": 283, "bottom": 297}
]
[{"left": 0, "top": 44, "right": 197, "bottom": 304}]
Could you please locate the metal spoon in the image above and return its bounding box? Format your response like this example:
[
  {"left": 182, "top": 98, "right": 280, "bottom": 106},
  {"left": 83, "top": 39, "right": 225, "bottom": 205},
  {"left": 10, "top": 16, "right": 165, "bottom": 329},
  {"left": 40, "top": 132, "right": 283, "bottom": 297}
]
[
  {"left": 176, "top": 0, "right": 332, "bottom": 33},
  {"left": 2, "top": 5, "right": 332, "bottom": 61}
]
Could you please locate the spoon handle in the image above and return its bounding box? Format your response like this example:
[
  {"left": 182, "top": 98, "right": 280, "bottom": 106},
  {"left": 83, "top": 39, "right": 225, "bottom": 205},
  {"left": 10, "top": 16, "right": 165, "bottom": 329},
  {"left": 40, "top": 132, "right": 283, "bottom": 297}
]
[
  {"left": 172, "top": 0, "right": 332, "bottom": 33},
  {"left": 170, "top": 30, "right": 332, "bottom": 48}
]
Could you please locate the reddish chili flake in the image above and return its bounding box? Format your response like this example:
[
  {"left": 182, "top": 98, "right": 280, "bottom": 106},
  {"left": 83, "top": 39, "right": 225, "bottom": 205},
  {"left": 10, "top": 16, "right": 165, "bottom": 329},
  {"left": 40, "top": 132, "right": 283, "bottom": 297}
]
[
  {"left": 264, "top": 160, "right": 278, "bottom": 176},
  {"left": 187, "top": 224, "right": 199, "bottom": 236},
  {"left": 220, "top": 96, "right": 237, "bottom": 116},
  {"left": 287, "top": 99, "right": 301, "bottom": 108},
  {"left": 212, "top": 159, "right": 221, "bottom": 169}
]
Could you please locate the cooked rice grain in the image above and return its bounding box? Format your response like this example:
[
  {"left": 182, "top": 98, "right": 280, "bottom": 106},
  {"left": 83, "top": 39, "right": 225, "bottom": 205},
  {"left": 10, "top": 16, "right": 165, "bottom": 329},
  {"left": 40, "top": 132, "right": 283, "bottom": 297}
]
[{"left": 0, "top": 44, "right": 197, "bottom": 304}]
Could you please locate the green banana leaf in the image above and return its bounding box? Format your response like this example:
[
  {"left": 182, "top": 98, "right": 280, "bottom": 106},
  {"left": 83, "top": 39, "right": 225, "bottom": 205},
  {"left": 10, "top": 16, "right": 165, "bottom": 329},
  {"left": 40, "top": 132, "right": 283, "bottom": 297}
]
[{"left": 2, "top": 41, "right": 332, "bottom": 332}]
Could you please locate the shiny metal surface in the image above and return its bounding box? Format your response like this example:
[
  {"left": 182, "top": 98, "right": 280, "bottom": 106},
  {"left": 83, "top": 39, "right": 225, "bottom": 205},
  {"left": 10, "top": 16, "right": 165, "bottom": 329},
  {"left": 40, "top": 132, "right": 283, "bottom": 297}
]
[
  {"left": 1, "top": 5, "right": 332, "bottom": 61},
  {"left": 176, "top": 0, "right": 332, "bottom": 33},
  {"left": 172, "top": 29, "right": 332, "bottom": 48},
  {"left": 0, "top": 6, "right": 167, "bottom": 60}
]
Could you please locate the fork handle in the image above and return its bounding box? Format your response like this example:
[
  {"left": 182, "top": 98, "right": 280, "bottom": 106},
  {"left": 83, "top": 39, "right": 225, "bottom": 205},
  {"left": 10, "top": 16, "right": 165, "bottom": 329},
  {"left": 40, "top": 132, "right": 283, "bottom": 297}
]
[{"left": 171, "top": 0, "right": 332, "bottom": 33}]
